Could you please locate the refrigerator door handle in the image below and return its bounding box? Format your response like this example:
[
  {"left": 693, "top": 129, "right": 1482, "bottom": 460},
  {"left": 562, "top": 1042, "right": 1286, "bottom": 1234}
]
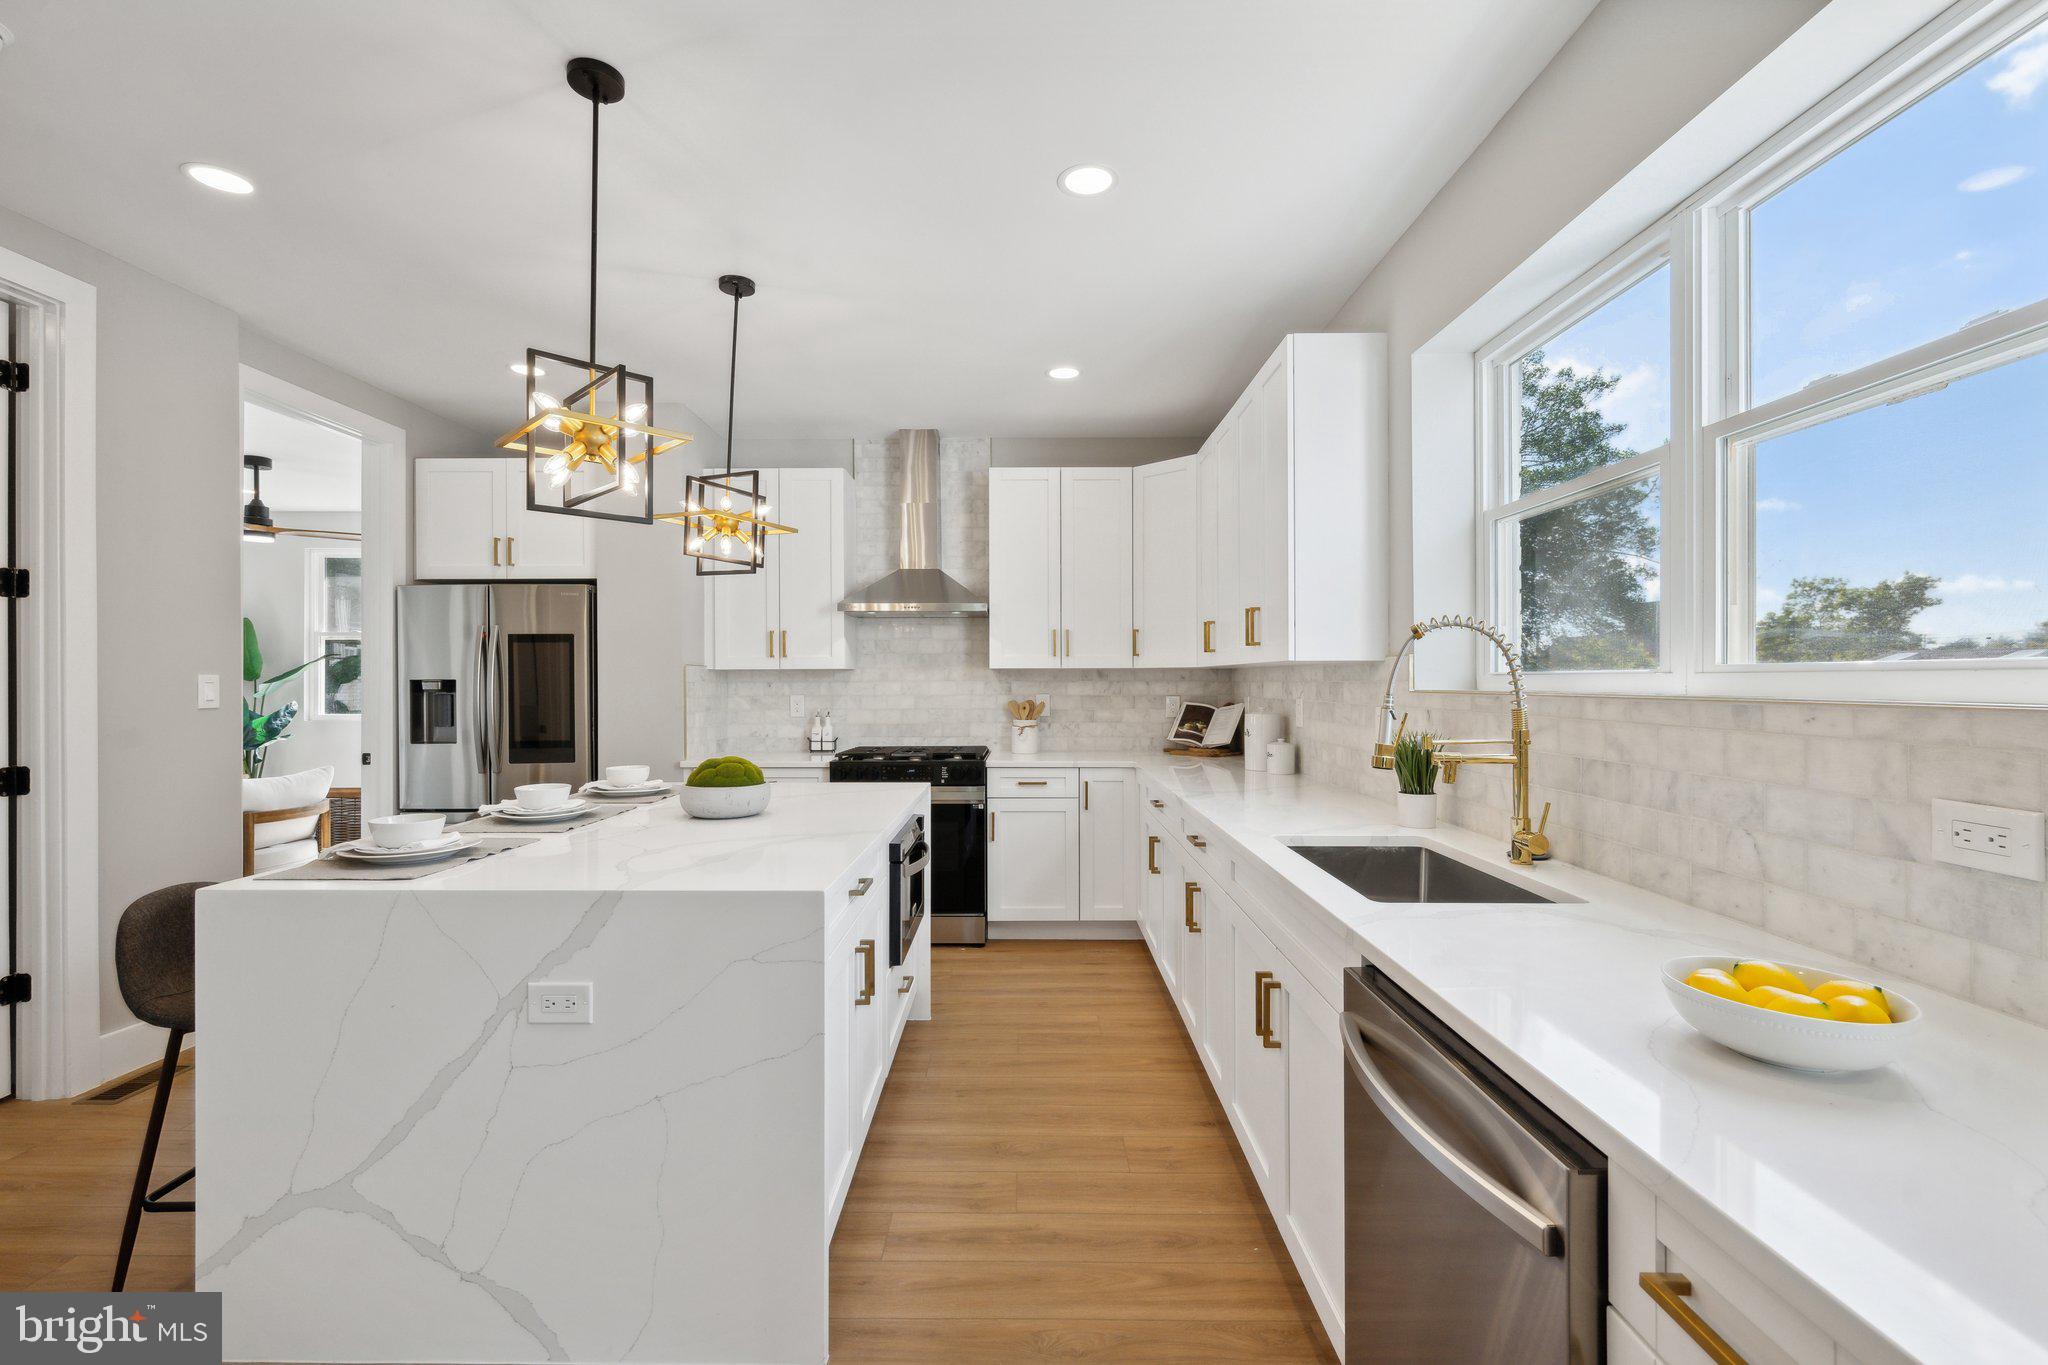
[
  {"left": 473, "top": 626, "right": 491, "bottom": 776},
  {"left": 485, "top": 622, "right": 502, "bottom": 776},
  {"left": 1342, "top": 1011, "right": 1560, "bottom": 1255}
]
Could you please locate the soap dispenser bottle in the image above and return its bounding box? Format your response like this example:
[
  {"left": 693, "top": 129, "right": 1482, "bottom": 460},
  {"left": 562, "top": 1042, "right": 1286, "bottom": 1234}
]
[
  {"left": 808, "top": 711, "right": 823, "bottom": 753},
  {"left": 821, "top": 710, "right": 836, "bottom": 750}
]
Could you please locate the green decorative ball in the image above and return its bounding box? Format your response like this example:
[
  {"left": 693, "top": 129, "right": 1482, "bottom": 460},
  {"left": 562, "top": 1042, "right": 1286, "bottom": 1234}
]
[{"left": 686, "top": 756, "right": 766, "bottom": 788}]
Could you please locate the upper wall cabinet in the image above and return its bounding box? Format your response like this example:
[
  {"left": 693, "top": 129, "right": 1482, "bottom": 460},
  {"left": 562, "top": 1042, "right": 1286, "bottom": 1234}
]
[
  {"left": 989, "top": 467, "right": 1133, "bottom": 669},
  {"left": 1209, "top": 333, "right": 1389, "bottom": 665},
  {"left": 704, "top": 466, "right": 850, "bottom": 671},
  {"left": 1133, "top": 456, "right": 1199, "bottom": 668},
  {"left": 414, "top": 457, "right": 595, "bottom": 581}
]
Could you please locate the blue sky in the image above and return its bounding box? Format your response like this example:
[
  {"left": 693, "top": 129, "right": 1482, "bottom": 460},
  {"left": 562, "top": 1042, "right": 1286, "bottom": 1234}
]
[{"left": 1524, "top": 19, "right": 2048, "bottom": 648}]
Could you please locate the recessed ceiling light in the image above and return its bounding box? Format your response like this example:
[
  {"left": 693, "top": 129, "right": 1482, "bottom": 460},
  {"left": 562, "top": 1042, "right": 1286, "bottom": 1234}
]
[
  {"left": 509, "top": 362, "right": 546, "bottom": 377},
  {"left": 1057, "top": 164, "right": 1116, "bottom": 197},
  {"left": 1047, "top": 365, "right": 1081, "bottom": 381},
  {"left": 182, "top": 162, "right": 254, "bottom": 195}
]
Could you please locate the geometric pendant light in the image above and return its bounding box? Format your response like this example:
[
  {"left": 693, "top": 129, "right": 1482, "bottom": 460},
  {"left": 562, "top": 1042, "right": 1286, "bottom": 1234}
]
[{"left": 493, "top": 57, "right": 693, "bottom": 523}]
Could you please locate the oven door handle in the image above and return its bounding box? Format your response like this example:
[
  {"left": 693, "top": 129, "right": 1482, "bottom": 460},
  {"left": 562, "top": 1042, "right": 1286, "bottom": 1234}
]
[
  {"left": 901, "top": 842, "right": 932, "bottom": 877},
  {"left": 1342, "top": 1011, "right": 1560, "bottom": 1255}
]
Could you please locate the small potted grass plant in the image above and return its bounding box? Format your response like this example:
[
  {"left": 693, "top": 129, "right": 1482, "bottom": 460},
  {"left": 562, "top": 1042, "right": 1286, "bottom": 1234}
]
[{"left": 1392, "top": 730, "right": 1439, "bottom": 830}]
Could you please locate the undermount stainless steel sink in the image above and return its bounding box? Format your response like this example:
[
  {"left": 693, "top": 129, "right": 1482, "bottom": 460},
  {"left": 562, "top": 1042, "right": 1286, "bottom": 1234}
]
[{"left": 1287, "top": 844, "right": 1567, "bottom": 904}]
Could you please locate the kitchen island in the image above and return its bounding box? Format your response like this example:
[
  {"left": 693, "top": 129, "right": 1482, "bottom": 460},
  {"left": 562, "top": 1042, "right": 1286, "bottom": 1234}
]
[{"left": 195, "top": 781, "right": 930, "bottom": 1365}]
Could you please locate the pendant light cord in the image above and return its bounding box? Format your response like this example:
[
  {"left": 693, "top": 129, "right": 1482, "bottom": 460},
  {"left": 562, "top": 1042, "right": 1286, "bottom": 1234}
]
[
  {"left": 588, "top": 92, "right": 601, "bottom": 362},
  {"left": 724, "top": 285, "right": 741, "bottom": 475}
]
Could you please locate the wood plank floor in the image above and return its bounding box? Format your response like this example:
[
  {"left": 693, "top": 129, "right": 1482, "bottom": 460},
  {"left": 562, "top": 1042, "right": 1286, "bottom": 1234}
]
[{"left": 0, "top": 940, "right": 1336, "bottom": 1362}]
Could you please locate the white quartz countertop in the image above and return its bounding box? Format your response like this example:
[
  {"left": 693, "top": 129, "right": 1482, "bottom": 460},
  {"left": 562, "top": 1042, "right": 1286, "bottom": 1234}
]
[
  {"left": 1121, "top": 754, "right": 2048, "bottom": 1365},
  {"left": 678, "top": 752, "right": 835, "bottom": 769},
  {"left": 214, "top": 782, "right": 924, "bottom": 897}
]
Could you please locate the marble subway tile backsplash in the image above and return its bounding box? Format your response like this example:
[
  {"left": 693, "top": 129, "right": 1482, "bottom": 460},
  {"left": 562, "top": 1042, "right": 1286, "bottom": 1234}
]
[{"left": 1236, "top": 662, "right": 2048, "bottom": 1026}]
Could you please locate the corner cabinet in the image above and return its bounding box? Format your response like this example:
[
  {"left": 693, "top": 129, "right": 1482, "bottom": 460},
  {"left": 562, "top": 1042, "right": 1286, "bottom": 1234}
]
[
  {"left": 1133, "top": 456, "right": 1200, "bottom": 667},
  {"left": 703, "top": 467, "right": 850, "bottom": 670},
  {"left": 414, "top": 457, "right": 595, "bottom": 581},
  {"left": 987, "top": 467, "right": 1132, "bottom": 669}
]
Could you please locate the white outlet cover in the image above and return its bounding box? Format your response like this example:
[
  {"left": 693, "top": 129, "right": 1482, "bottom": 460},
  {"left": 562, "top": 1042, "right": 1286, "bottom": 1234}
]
[
  {"left": 197, "top": 674, "right": 221, "bottom": 710},
  {"left": 788, "top": 694, "right": 806, "bottom": 719},
  {"left": 526, "top": 981, "right": 594, "bottom": 1024},
  {"left": 1931, "top": 798, "right": 2044, "bottom": 881}
]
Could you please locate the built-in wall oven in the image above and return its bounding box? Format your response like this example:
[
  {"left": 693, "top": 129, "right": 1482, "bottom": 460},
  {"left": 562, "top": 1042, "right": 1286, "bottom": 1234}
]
[
  {"left": 888, "top": 814, "right": 930, "bottom": 967},
  {"left": 1344, "top": 964, "right": 1604, "bottom": 1364},
  {"left": 830, "top": 747, "right": 988, "bottom": 946}
]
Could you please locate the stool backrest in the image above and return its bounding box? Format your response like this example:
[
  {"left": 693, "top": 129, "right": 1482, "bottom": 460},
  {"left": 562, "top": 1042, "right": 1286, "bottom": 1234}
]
[{"left": 115, "top": 882, "right": 209, "bottom": 1031}]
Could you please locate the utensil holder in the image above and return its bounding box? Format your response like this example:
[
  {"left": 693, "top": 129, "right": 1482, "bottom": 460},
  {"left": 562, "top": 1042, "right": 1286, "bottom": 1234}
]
[{"left": 1010, "top": 720, "right": 1041, "bottom": 755}]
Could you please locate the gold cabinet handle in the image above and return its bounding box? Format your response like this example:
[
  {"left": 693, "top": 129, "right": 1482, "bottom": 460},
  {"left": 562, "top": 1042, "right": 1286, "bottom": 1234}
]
[
  {"left": 1202, "top": 619, "right": 1214, "bottom": 654},
  {"left": 1064, "top": 628, "right": 1072, "bottom": 657},
  {"left": 767, "top": 629, "right": 775, "bottom": 658},
  {"left": 1254, "top": 970, "right": 1281, "bottom": 1047},
  {"left": 1051, "top": 627, "right": 1058, "bottom": 657},
  {"left": 1183, "top": 880, "right": 1202, "bottom": 933},
  {"left": 1187, "top": 834, "right": 1206, "bottom": 849},
  {"left": 1016, "top": 779, "right": 1048, "bottom": 786},
  {"left": 1640, "top": 1274, "right": 1745, "bottom": 1365},
  {"left": 1260, "top": 975, "right": 1282, "bottom": 1047},
  {"left": 1149, "top": 799, "right": 1165, "bottom": 809},
  {"left": 780, "top": 628, "right": 789, "bottom": 658},
  {"left": 1131, "top": 626, "right": 1139, "bottom": 658},
  {"left": 490, "top": 536, "right": 500, "bottom": 566},
  {"left": 989, "top": 812, "right": 996, "bottom": 842},
  {"left": 1248, "top": 605, "right": 1260, "bottom": 648},
  {"left": 506, "top": 536, "right": 515, "bottom": 567},
  {"left": 1083, "top": 780, "right": 1090, "bottom": 810},
  {"left": 855, "top": 940, "right": 876, "bottom": 1005},
  {"left": 1146, "top": 834, "right": 1159, "bottom": 874},
  {"left": 1244, "top": 606, "right": 1253, "bottom": 647},
  {"left": 898, "top": 973, "right": 915, "bottom": 996},
  {"left": 850, "top": 876, "right": 874, "bottom": 897}
]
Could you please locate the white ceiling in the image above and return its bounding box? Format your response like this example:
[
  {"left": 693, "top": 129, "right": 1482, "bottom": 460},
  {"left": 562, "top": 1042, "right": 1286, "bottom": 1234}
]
[
  {"left": 243, "top": 401, "right": 361, "bottom": 513},
  {"left": 0, "top": 1, "right": 1591, "bottom": 439}
]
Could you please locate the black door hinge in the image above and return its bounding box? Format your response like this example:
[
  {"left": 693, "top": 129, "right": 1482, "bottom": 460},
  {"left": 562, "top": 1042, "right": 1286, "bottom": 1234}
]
[
  {"left": 0, "top": 360, "right": 26, "bottom": 393},
  {"left": 0, "top": 568, "right": 29, "bottom": 598},
  {"left": 0, "top": 973, "right": 30, "bottom": 1006},
  {"left": 0, "top": 767, "right": 30, "bottom": 797}
]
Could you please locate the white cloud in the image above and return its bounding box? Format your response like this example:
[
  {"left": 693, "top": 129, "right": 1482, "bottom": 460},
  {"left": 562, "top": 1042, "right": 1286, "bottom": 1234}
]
[
  {"left": 1986, "top": 27, "right": 2048, "bottom": 109},
  {"left": 1957, "top": 164, "right": 2033, "bottom": 193},
  {"left": 1755, "top": 497, "right": 1802, "bottom": 513},
  {"left": 1800, "top": 280, "right": 1896, "bottom": 346},
  {"left": 1939, "top": 573, "right": 2040, "bottom": 594},
  {"left": 1544, "top": 354, "right": 1668, "bottom": 448}
]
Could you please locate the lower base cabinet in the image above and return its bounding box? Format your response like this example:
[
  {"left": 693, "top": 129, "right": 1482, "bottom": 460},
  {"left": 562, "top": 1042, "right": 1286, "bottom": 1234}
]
[
  {"left": 989, "top": 797, "right": 1081, "bottom": 921},
  {"left": 826, "top": 850, "right": 915, "bottom": 1225}
]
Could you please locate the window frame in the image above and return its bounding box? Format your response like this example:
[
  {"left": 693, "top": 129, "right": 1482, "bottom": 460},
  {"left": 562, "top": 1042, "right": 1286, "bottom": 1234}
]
[
  {"left": 1475, "top": 0, "right": 2048, "bottom": 704},
  {"left": 305, "top": 545, "right": 363, "bottom": 719}
]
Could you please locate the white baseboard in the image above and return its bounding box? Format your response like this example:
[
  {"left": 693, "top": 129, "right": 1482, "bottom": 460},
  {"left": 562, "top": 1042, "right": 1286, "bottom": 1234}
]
[
  {"left": 98, "top": 1021, "right": 192, "bottom": 1088},
  {"left": 989, "top": 920, "right": 1142, "bottom": 940}
]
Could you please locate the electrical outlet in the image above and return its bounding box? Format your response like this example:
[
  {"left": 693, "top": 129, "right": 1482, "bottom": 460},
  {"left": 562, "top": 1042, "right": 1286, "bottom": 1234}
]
[
  {"left": 1165, "top": 694, "right": 1181, "bottom": 718},
  {"left": 197, "top": 674, "right": 220, "bottom": 710},
  {"left": 788, "top": 694, "right": 806, "bottom": 719},
  {"left": 1931, "top": 799, "right": 2044, "bottom": 881},
  {"left": 526, "top": 981, "right": 594, "bottom": 1024}
]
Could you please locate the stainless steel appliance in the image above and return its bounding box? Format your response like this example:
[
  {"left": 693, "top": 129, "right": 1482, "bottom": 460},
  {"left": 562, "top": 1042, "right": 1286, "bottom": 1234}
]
[
  {"left": 398, "top": 583, "right": 596, "bottom": 813},
  {"left": 829, "top": 746, "right": 987, "bottom": 946},
  {"left": 888, "top": 814, "right": 930, "bottom": 967},
  {"left": 1343, "top": 964, "right": 1603, "bottom": 1364}
]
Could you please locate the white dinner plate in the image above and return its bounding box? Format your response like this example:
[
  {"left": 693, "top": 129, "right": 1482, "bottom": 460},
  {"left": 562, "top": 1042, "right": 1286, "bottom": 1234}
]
[
  {"left": 483, "top": 798, "right": 592, "bottom": 822},
  {"left": 581, "top": 780, "right": 669, "bottom": 797},
  {"left": 330, "top": 834, "right": 473, "bottom": 864}
]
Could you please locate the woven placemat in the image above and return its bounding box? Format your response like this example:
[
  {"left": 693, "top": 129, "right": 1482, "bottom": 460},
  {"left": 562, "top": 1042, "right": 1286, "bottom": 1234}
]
[
  {"left": 452, "top": 803, "right": 636, "bottom": 835},
  {"left": 256, "top": 836, "right": 540, "bottom": 881}
]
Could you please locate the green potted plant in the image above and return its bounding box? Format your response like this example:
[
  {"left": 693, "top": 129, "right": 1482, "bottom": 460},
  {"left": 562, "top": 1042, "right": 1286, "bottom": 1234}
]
[
  {"left": 243, "top": 617, "right": 350, "bottom": 777},
  {"left": 1392, "top": 730, "right": 1439, "bottom": 829},
  {"left": 677, "top": 755, "right": 771, "bottom": 819}
]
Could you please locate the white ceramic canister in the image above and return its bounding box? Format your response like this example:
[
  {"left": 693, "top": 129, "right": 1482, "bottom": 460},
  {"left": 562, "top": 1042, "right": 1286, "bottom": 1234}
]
[
  {"left": 1395, "top": 792, "right": 1438, "bottom": 829},
  {"left": 1010, "top": 720, "right": 1042, "bottom": 755},
  {"left": 1243, "top": 712, "right": 1287, "bottom": 771},
  {"left": 1265, "top": 739, "right": 1298, "bottom": 774}
]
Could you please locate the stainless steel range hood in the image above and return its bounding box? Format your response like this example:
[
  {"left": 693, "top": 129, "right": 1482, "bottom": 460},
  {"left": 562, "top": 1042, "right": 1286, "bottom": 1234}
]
[{"left": 839, "top": 429, "right": 989, "bottom": 616}]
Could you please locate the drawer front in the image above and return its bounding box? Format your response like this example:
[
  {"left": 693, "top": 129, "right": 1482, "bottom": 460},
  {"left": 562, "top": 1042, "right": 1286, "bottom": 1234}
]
[
  {"left": 993, "top": 768, "right": 1078, "bottom": 799},
  {"left": 1627, "top": 1200, "right": 1834, "bottom": 1365},
  {"left": 829, "top": 847, "right": 890, "bottom": 945},
  {"left": 760, "top": 766, "right": 829, "bottom": 783}
]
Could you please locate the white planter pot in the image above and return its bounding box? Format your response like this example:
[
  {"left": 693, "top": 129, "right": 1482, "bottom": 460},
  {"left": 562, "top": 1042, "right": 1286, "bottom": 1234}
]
[
  {"left": 676, "top": 783, "right": 771, "bottom": 819},
  {"left": 1010, "top": 721, "right": 1041, "bottom": 755},
  {"left": 1395, "top": 792, "right": 1437, "bottom": 830}
]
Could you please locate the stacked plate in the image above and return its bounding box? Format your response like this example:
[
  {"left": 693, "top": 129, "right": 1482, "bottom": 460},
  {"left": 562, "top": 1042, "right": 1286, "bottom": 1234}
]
[
  {"left": 330, "top": 832, "right": 474, "bottom": 865},
  {"left": 580, "top": 779, "right": 670, "bottom": 799},
  {"left": 483, "top": 797, "right": 593, "bottom": 823}
]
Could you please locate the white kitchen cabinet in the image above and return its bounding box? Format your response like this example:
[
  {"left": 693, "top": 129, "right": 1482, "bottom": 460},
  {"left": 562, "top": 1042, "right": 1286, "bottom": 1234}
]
[
  {"left": 414, "top": 457, "right": 595, "bottom": 581},
  {"left": 1144, "top": 816, "right": 1178, "bottom": 991},
  {"left": 1236, "top": 352, "right": 1291, "bottom": 664},
  {"left": 987, "top": 796, "right": 1080, "bottom": 921},
  {"left": 1198, "top": 876, "right": 1238, "bottom": 1093},
  {"left": 1139, "top": 815, "right": 1167, "bottom": 959},
  {"left": 1078, "top": 768, "right": 1137, "bottom": 921},
  {"left": 989, "top": 466, "right": 1133, "bottom": 669},
  {"left": 1195, "top": 419, "right": 1237, "bottom": 665},
  {"left": 987, "top": 467, "right": 1062, "bottom": 668},
  {"left": 1229, "top": 909, "right": 1290, "bottom": 1208},
  {"left": 1283, "top": 983, "right": 1346, "bottom": 1325},
  {"left": 848, "top": 878, "right": 890, "bottom": 1150},
  {"left": 1133, "top": 455, "right": 1199, "bottom": 668},
  {"left": 1059, "top": 467, "right": 1133, "bottom": 667},
  {"left": 703, "top": 467, "right": 850, "bottom": 670},
  {"left": 1174, "top": 869, "right": 1208, "bottom": 1046}
]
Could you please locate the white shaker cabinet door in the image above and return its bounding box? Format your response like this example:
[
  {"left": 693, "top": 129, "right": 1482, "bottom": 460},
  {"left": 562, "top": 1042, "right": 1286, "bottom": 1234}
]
[
  {"left": 1078, "top": 768, "right": 1137, "bottom": 921},
  {"left": 499, "top": 465, "right": 594, "bottom": 579},
  {"left": 1057, "top": 467, "right": 1133, "bottom": 668},
  {"left": 708, "top": 471, "right": 780, "bottom": 671},
  {"left": 1236, "top": 350, "right": 1290, "bottom": 664},
  {"left": 1133, "top": 456, "right": 1199, "bottom": 668},
  {"left": 988, "top": 467, "right": 1062, "bottom": 668},
  {"left": 774, "top": 467, "right": 849, "bottom": 669},
  {"left": 1196, "top": 419, "right": 1238, "bottom": 665},
  {"left": 414, "top": 458, "right": 508, "bottom": 580},
  {"left": 986, "top": 798, "right": 1079, "bottom": 921},
  {"left": 1230, "top": 911, "right": 1290, "bottom": 1208}
]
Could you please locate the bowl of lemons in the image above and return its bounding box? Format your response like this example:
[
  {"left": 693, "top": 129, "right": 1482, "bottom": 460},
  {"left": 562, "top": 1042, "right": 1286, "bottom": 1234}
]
[{"left": 1662, "top": 955, "right": 1921, "bottom": 1073}]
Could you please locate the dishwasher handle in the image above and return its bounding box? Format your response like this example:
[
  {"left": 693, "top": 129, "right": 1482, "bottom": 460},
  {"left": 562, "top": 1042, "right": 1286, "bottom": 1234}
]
[{"left": 1342, "top": 1010, "right": 1561, "bottom": 1256}]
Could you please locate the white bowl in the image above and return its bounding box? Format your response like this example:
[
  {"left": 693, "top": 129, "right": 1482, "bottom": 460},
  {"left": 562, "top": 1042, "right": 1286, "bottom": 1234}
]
[
  {"left": 1662, "top": 955, "right": 1922, "bottom": 1073},
  {"left": 676, "top": 782, "right": 771, "bottom": 820},
  {"left": 513, "top": 783, "right": 573, "bottom": 812},
  {"left": 367, "top": 813, "right": 446, "bottom": 849},
  {"left": 605, "top": 764, "right": 651, "bottom": 787}
]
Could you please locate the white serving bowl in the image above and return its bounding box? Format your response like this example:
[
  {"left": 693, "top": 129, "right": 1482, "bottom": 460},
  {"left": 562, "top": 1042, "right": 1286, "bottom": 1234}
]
[
  {"left": 1662, "top": 955, "right": 1922, "bottom": 1073},
  {"left": 605, "top": 764, "right": 652, "bottom": 787},
  {"left": 367, "top": 813, "right": 446, "bottom": 849},
  {"left": 513, "top": 783, "right": 573, "bottom": 812},
  {"left": 676, "top": 782, "right": 771, "bottom": 820}
]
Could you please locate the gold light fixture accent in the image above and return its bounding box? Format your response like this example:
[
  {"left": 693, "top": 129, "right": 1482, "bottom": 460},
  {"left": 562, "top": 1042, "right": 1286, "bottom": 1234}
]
[{"left": 492, "top": 58, "right": 689, "bottom": 522}]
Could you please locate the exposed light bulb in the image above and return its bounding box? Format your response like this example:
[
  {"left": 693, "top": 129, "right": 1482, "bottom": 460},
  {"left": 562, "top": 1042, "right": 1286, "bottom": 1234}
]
[
  {"left": 622, "top": 464, "right": 642, "bottom": 493},
  {"left": 622, "top": 402, "right": 648, "bottom": 423},
  {"left": 720, "top": 535, "right": 737, "bottom": 553},
  {"left": 550, "top": 468, "right": 571, "bottom": 488},
  {"left": 720, "top": 494, "right": 733, "bottom": 510},
  {"left": 757, "top": 501, "right": 772, "bottom": 517},
  {"left": 544, "top": 454, "right": 568, "bottom": 475},
  {"left": 688, "top": 537, "right": 705, "bottom": 552}
]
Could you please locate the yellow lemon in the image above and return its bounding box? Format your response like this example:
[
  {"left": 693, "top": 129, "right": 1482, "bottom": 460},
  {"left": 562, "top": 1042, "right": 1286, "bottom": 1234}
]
[
  {"left": 1746, "top": 985, "right": 1828, "bottom": 1018},
  {"left": 1812, "top": 978, "right": 1885, "bottom": 1007},
  {"left": 1822, "top": 992, "right": 1892, "bottom": 1024},
  {"left": 1683, "top": 968, "right": 1748, "bottom": 1003},
  {"left": 1731, "top": 960, "right": 1806, "bottom": 994}
]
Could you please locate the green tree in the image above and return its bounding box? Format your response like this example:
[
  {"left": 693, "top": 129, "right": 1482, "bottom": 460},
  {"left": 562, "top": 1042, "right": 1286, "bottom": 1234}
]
[
  {"left": 1754, "top": 573, "right": 1941, "bottom": 662},
  {"left": 1515, "top": 351, "right": 1658, "bottom": 670}
]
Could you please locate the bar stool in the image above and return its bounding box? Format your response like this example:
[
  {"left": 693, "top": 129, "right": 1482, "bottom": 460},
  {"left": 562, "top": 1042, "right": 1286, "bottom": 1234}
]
[{"left": 111, "top": 881, "right": 207, "bottom": 1291}]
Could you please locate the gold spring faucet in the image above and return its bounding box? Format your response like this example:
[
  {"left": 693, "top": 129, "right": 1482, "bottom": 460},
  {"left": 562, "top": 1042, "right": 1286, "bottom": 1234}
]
[{"left": 1371, "top": 616, "right": 1551, "bottom": 865}]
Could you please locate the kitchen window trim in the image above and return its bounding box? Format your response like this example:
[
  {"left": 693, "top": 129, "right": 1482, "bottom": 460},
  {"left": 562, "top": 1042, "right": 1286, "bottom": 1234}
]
[{"left": 1473, "top": 0, "right": 2048, "bottom": 706}]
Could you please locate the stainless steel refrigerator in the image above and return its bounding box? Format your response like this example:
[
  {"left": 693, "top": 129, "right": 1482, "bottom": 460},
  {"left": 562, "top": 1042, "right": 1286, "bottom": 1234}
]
[{"left": 398, "top": 583, "right": 596, "bottom": 812}]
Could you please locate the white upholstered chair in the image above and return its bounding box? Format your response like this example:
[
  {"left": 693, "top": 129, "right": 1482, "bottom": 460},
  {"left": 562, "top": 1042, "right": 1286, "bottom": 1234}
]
[{"left": 241, "top": 765, "right": 335, "bottom": 874}]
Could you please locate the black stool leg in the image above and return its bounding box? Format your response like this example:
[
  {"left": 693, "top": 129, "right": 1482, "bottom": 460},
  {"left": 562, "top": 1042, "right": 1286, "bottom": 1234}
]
[{"left": 112, "top": 1028, "right": 184, "bottom": 1292}]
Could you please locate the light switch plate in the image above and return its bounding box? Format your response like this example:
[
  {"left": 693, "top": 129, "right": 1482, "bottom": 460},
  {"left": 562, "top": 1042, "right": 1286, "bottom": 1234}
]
[
  {"left": 197, "top": 674, "right": 220, "bottom": 710},
  {"left": 526, "top": 981, "right": 594, "bottom": 1024},
  {"left": 1931, "top": 798, "right": 2044, "bottom": 881}
]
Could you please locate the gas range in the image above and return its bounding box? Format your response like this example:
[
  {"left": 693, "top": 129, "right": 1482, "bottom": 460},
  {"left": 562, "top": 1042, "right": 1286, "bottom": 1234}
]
[
  {"left": 828, "top": 745, "right": 990, "bottom": 946},
  {"left": 828, "top": 744, "right": 990, "bottom": 789}
]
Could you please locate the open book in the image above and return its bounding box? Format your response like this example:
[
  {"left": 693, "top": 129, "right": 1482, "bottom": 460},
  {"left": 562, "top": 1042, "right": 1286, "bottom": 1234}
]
[{"left": 1166, "top": 701, "right": 1244, "bottom": 751}]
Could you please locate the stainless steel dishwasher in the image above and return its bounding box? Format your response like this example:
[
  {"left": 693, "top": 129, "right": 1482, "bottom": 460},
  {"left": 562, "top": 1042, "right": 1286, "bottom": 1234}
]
[{"left": 1343, "top": 965, "right": 1604, "bottom": 1364}]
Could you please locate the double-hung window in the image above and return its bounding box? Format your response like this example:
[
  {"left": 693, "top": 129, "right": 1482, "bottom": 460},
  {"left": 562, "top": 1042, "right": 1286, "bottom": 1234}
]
[
  {"left": 309, "top": 550, "right": 362, "bottom": 717},
  {"left": 1480, "top": 0, "right": 2048, "bottom": 703}
]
